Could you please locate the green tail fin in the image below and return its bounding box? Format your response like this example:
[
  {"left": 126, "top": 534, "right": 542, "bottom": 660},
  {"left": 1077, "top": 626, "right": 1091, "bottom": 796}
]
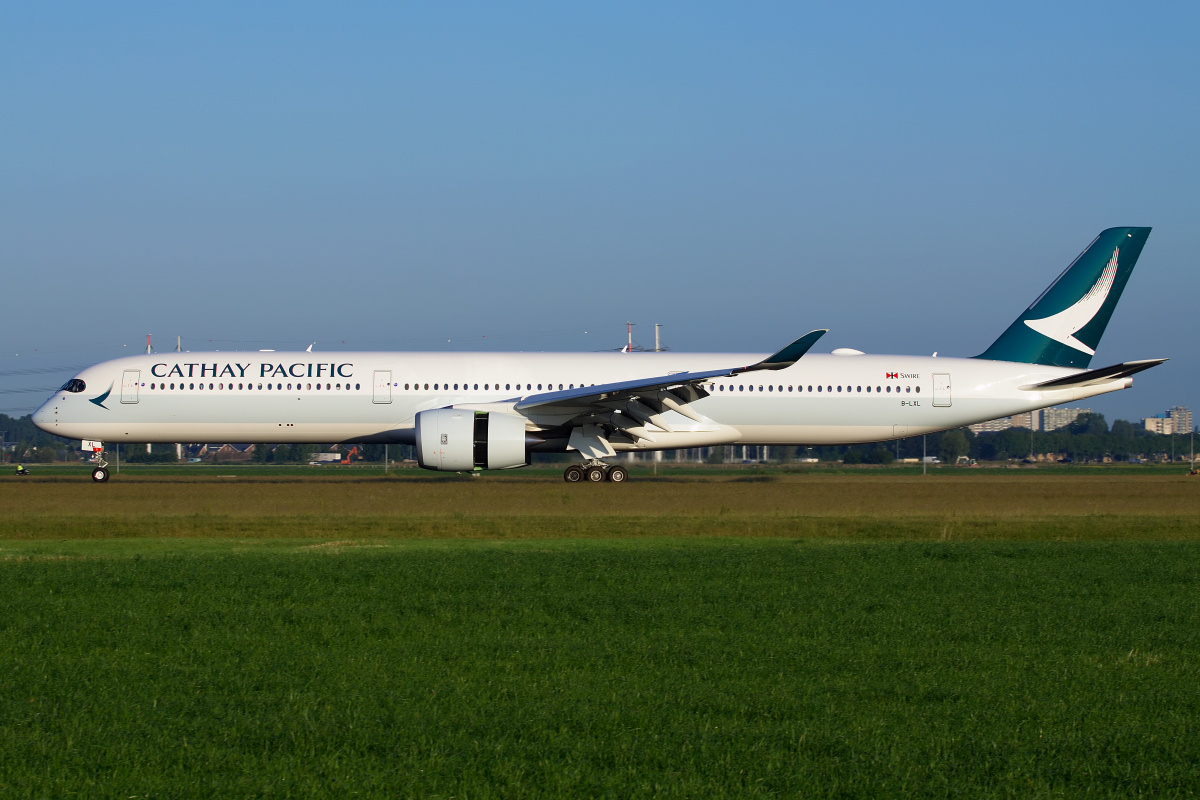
[{"left": 975, "top": 227, "right": 1151, "bottom": 368}]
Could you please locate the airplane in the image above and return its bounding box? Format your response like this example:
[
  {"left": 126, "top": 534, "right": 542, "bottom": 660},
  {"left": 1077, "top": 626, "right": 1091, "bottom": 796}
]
[{"left": 33, "top": 226, "right": 1164, "bottom": 484}]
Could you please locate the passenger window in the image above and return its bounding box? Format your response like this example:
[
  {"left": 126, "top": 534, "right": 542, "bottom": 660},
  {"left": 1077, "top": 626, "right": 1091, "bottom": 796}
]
[
  {"left": 915, "top": 386, "right": 920, "bottom": 393},
  {"left": 857, "top": 386, "right": 861, "bottom": 392},
  {"left": 356, "top": 383, "right": 361, "bottom": 390},
  {"left": 818, "top": 385, "right": 822, "bottom": 392}
]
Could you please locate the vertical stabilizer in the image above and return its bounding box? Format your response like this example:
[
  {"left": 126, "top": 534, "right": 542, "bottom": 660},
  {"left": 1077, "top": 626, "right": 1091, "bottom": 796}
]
[{"left": 975, "top": 227, "right": 1150, "bottom": 368}]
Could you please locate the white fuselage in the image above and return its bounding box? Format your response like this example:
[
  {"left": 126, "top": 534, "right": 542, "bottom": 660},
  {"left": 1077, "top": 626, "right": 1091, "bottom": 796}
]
[{"left": 32, "top": 350, "right": 1132, "bottom": 450}]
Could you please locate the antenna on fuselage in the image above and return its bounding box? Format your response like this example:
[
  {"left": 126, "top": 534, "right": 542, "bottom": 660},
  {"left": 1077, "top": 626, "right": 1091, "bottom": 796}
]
[
  {"left": 176, "top": 336, "right": 181, "bottom": 353},
  {"left": 146, "top": 334, "right": 153, "bottom": 355}
]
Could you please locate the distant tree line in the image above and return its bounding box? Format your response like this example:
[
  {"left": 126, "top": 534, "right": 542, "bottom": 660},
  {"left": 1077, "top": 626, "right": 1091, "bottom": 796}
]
[
  {"left": 1, "top": 411, "right": 1193, "bottom": 464},
  {"left": 778, "top": 413, "right": 1195, "bottom": 464}
]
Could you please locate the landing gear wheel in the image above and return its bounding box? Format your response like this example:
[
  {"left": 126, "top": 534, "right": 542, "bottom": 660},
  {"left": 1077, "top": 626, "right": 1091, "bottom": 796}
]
[
  {"left": 585, "top": 465, "right": 607, "bottom": 483},
  {"left": 606, "top": 465, "right": 628, "bottom": 483},
  {"left": 563, "top": 465, "right": 584, "bottom": 483},
  {"left": 91, "top": 467, "right": 110, "bottom": 483}
]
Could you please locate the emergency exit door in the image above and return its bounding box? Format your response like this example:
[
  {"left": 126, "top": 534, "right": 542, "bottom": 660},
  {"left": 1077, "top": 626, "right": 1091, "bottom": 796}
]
[
  {"left": 373, "top": 370, "right": 392, "bottom": 404},
  {"left": 932, "top": 373, "right": 951, "bottom": 407},
  {"left": 121, "top": 370, "right": 140, "bottom": 404}
]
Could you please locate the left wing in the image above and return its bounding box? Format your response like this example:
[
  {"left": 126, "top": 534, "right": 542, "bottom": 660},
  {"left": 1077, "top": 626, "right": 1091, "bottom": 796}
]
[
  {"left": 503, "top": 330, "right": 826, "bottom": 456},
  {"left": 513, "top": 329, "right": 828, "bottom": 414}
]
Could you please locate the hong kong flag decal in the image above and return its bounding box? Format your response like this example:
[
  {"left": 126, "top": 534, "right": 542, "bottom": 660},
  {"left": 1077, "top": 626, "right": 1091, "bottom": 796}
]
[{"left": 886, "top": 372, "right": 898, "bottom": 379}]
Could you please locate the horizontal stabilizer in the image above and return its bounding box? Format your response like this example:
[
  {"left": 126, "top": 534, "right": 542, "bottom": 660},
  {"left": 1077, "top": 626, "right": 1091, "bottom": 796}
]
[{"left": 1019, "top": 359, "right": 1167, "bottom": 391}]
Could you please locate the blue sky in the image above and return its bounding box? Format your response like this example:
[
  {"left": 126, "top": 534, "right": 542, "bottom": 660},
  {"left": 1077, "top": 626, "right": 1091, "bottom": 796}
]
[{"left": 2, "top": 1, "right": 1197, "bottom": 423}]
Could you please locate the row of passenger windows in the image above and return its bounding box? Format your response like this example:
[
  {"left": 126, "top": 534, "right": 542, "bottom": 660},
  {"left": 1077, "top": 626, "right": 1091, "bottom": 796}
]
[
  {"left": 716, "top": 384, "right": 919, "bottom": 394},
  {"left": 147, "top": 382, "right": 361, "bottom": 391},
  {"left": 142, "top": 380, "right": 918, "bottom": 395},
  {"left": 401, "top": 383, "right": 591, "bottom": 391},
  {"left": 394, "top": 382, "right": 918, "bottom": 394}
]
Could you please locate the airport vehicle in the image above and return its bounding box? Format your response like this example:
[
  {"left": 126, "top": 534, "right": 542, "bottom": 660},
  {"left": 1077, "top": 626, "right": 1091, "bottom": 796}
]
[{"left": 33, "top": 227, "right": 1165, "bottom": 483}]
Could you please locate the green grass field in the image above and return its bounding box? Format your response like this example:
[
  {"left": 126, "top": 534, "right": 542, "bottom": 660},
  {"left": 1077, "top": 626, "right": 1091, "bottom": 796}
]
[{"left": 2, "top": 472, "right": 1199, "bottom": 797}]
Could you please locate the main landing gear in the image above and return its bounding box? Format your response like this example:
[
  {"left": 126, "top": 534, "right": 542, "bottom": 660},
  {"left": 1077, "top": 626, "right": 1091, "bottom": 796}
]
[
  {"left": 563, "top": 461, "right": 628, "bottom": 484},
  {"left": 90, "top": 447, "right": 110, "bottom": 483}
]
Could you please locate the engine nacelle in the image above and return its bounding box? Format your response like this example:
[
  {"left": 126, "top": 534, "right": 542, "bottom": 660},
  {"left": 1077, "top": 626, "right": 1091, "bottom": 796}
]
[{"left": 415, "top": 409, "right": 530, "bottom": 471}]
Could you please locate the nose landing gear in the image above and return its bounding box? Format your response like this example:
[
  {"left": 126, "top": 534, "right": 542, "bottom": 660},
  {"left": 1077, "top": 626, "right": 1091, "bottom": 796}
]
[{"left": 90, "top": 446, "right": 110, "bottom": 483}]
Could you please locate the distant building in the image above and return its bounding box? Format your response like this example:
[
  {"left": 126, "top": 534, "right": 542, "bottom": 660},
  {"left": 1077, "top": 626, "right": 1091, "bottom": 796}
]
[
  {"left": 1009, "top": 410, "right": 1042, "bottom": 431},
  {"left": 1142, "top": 415, "right": 1172, "bottom": 435},
  {"left": 1140, "top": 408, "right": 1192, "bottom": 436},
  {"left": 1169, "top": 406, "right": 1193, "bottom": 435},
  {"left": 968, "top": 417, "right": 1013, "bottom": 434},
  {"left": 969, "top": 409, "right": 1048, "bottom": 434},
  {"left": 1043, "top": 407, "right": 1091, "bottom": 432}
]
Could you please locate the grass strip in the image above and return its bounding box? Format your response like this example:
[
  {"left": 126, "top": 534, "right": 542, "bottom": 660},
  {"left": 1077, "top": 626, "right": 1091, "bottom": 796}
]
[
  {"left": 1, "top": 512, "right": 1199, "bottom": 542},
  {"left": 2, "top": 538, "right": 1199, "bottom": 797}
]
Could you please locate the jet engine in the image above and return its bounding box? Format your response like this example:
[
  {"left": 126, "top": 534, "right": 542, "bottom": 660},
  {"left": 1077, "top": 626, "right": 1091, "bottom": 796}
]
[{"left": 415, "top": 409, "right": 530, "bottom": 471}]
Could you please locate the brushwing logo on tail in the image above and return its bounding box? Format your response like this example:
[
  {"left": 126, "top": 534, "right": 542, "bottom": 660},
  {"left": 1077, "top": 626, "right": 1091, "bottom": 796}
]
[{"left": 1023, "top": 247, "right": 1119, "bottom": 356}]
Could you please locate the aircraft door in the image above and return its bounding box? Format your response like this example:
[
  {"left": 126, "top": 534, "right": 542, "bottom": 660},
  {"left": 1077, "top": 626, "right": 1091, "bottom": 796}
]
[
  {"left": 373, "top": 370, "right": 392, "bottom": 404},
  {"left": 932, "top": 373, "right": 951, "bottom": 407},
  {"left": 121, "top": 370, "right": 140, "bottom": 404}
]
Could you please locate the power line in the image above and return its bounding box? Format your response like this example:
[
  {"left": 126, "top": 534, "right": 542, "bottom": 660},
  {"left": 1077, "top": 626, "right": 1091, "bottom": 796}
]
[{"left": 0, "top": 365, "right": 87, "bottom": 378}]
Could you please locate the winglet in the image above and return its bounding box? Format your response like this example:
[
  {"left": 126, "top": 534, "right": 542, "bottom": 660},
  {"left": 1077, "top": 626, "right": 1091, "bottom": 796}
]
[{"left": 734, "top": 329, "right": 827, "bottom": 373}]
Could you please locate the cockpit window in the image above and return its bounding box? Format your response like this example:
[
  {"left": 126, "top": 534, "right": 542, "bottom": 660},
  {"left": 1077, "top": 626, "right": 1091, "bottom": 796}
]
[{"left": 60, "top": 378, "right": 86, "bottom": 393}]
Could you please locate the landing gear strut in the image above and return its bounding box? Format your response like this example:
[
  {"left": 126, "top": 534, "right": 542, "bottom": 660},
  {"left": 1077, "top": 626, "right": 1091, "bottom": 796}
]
[
  {"left": 91, "top": 447, "right": 110, "bottom": 483},
  {"left": 562, "top": 460, "right": 628, "bottom": 484}
]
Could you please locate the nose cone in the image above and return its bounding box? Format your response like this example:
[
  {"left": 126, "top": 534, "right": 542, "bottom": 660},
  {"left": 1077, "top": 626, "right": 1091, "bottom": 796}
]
[{"left": 31, "top": 399, "right": 55, "bottom": 433}]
